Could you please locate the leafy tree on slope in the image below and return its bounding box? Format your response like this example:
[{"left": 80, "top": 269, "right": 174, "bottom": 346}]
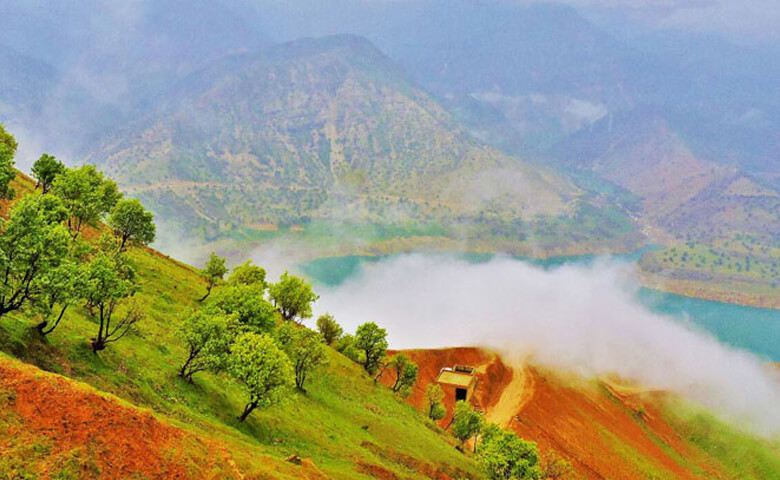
[
  {"left": 425, "top": 383, "right": 446, "bottom": 421},
  {"left": 387, "top": 353, "right": 419, "bottom": 397},
  {"left": 0, "top": 124, "right": 17, "bottom": 200},
  {"left": 274, "top": 321, "right": 328, "bottom": 391},
  {"left": 452, "top": 401, "right": 483, "bottom": 451},
  {"left": 108, "top": 198, "right": 156, "bottom": 251},
  {"left": 35, "top": 258, "right": 87, "bottom": 336},
  {"left": 31, "top": 153, "right": 65, "bottom": 194},
  {"left": 478, "top": 424, "right": 541, "bottom": 479},
  {"left": 268, "top": 271, "right": 319, "bottom": 322},
  {"left": 316, "top": 313, "right": 343, "bottom": 345},
  {"left": 354, "top": 322, "right": 388, "bottom": 375},
  {"left": 227, "top": 260, "right": 266, "bottom": 288},
  {"left": 199, "top": 252, "right": 227, "bottom": 301},
  {"left": 83, "top": 252, "right": 142, "bottom": 353},
  {"left": 0, "top": 194, "right": 71, "bottom": 319},
  {"left": 178, "top": 307, "right": 240, "bottom": 382},
  {"left": 52, "top": 165, "right": 121, "bottom": 237},
  {"left": 229, "top": 332, "right": 294, "bottom": 422},
  {"left": 207, "top": 284, "right": 277, "bottom": 332}
]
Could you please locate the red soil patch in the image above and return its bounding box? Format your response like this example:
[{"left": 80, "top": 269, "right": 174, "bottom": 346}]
[
  {"left": 402, "top": 348, "right": 729, "bottom": 480},
  {"left": 0, "top": 359, "right": 196, "bottom": 479},
  {"left": 386, "top": 347, "right": 512, "bottom": 426},
  {"left": 356, "top": 461, "right": 400, "bottom": 480},
  {"left": 361, "top": 441, "right": 472, "bottom": 480},
  {"left": 512, "top": 368, "right": 719, "bottom": 480}
]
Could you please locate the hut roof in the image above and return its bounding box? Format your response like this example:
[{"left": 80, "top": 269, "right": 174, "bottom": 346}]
[{"left": 436, "top": 369, "right": 476, "bottom": 388}]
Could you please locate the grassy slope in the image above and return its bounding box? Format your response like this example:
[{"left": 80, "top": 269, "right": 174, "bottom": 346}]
[
  {"left": 662, "top": 400, "right": 780, "bottom": 480},
  {"left": 0, "top": 177, "right": 479, "bottom": 480}
]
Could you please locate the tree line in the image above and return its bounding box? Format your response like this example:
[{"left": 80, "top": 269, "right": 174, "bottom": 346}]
[
  {"left": 188, "top": 251, "right": 420, "bottom": 422},
  {"left": 0, "top": 124, "right": 156, "bottom": 352}
]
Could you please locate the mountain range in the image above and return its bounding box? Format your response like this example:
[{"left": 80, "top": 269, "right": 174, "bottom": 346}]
[
  {"left": 87, "top": 35, "right": 581, "bottom": 242},
  {"left": 1, "top": 0, "right": 779, "bottom": 272}
]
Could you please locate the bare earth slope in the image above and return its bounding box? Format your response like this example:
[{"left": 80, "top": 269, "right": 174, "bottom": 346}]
[{"left": 398, "top": 347, "right": 780, "bottom": 480}]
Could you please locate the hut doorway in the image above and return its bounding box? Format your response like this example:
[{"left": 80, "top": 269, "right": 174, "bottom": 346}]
[{"left": 455, "top": 388, "right": 467, "bottom": 402}]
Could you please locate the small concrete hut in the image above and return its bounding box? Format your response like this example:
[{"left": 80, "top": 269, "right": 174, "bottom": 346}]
[{"left": 434, "top": 365, "right": 477, "bottom": 402}]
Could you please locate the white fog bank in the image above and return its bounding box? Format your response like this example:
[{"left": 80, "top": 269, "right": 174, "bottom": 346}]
[{"left": 315, "top": 254, "right": 780, "bottom": 436}]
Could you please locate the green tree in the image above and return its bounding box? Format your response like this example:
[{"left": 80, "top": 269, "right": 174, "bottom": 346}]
[
  {"left": 178, "top": 307, "right": 240, "bottom": 382},
  {"left": 425, "top": 383, "right": 446, "bottom": 421},
  {"left": 0, "top": 124, "right": 18, "bottom": 200},
  {"left": 229, "top": 332, "right": 294, "bottom": 422},
  {"left": 0, "top": 194, "right": 71, "bottom": 318},
  {"left": 268, "top": 271, "right": 319, "bottom": 322},
  {"left": 387, "top": 353, "right": 418, "bottom": 397},
  {"left": 52, "top": 165, "right": 121, "bottom": 236},
  {"left": 316, "top": 313, "right": 342, "bottom": 345},
  {"left": 31, "top": 153, "right": 65, "bottom": 194},
  {"left": 452, "top": 401, "right": 483, "bottom": 450},
  {"left": 82, "top": 252, "right": 141, "bottom": 353},
  {"left": 35, "top": 259, "right": 86, "bottom": 336},
  {"left": 478, "top": 426, "right": 540, "bottom": 480},
  {"left": 335, "top": 333, "right": 360, "bottom": 362},
  {"left": 208, "top": 284, "right": 277, "bottom": 332},
  {"left": 354, "top": 322, "right": 388, "bottom": 375},
  {"left": 107, "top": 198, "right": 156, "bottom": 251},
  {"left": 274, "top": 322, "right": 327, "bottom": 391},
  {"left": 227, "top": 260, "right": 266, "bottom": 288},
  {"left": 540, "top": 450, "right": 575, "bottom": 480},
  {"left": 199, "top": 252, "right": 227, "bottom": 301}
]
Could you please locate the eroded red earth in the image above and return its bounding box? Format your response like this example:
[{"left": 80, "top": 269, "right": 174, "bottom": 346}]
[{"left": 394, "top": 347, "right": 734, "bottom": 480}]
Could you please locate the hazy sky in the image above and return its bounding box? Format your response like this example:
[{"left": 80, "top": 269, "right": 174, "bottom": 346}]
[{"left": 531, "top": 0, "right": 780, "bottom": 40}]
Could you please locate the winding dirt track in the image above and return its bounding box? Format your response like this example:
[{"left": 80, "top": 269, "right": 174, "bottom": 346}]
[{"left": 484, "top": 363, "right": 534, "bottom": 428}]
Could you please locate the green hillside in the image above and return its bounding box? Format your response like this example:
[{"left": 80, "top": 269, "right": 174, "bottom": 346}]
[
  {"left": 0, "top": 158, "right": 480, "bottom": 479},
  {"left": 0, "top": 189, "right": 479, "bottom": 479}
]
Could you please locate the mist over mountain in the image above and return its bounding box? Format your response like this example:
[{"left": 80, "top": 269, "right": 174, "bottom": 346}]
[
  {"left": 243, "top": 1, "right": 780, "bottom": 169},
  {"left": 86, "top": 34, "right": 583, "bottom": 245},
  {"left": 0, "top": 0, "right": 270, "bottom": 157},
  {"left": 1, "top": 0, "right": 779, "bottom": 256}
]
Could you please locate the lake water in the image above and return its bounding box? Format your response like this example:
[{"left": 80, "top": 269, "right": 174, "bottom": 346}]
[{"left": 300, "top": 253, "right": 780, "bottom": 361}]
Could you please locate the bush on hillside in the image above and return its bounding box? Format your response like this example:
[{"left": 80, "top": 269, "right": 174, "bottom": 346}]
[
  {"left": 478, "top": 425, "right": 540, "bottom": 480},
  {"left": 274, "top": 321, "right": 328, "bottom": 391},
  {"left": 316, "top": 313, "right": 342, "bottom": 345},
  {"left": 425, "top": 383, "right": 446, "bottom": 421}
]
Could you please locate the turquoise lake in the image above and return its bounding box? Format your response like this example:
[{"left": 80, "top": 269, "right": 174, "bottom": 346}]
[{"left": 300, "top": 253, "right": 780, "bottom": 361}]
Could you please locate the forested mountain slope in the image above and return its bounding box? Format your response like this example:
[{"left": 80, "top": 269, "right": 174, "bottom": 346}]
[{"left": 88, "top": 35, "right": 586, "bottom": 246}]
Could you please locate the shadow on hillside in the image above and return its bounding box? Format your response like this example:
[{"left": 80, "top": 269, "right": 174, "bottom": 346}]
[{"left": 0, "top": 321, "right": 65, "bottom": 374}]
